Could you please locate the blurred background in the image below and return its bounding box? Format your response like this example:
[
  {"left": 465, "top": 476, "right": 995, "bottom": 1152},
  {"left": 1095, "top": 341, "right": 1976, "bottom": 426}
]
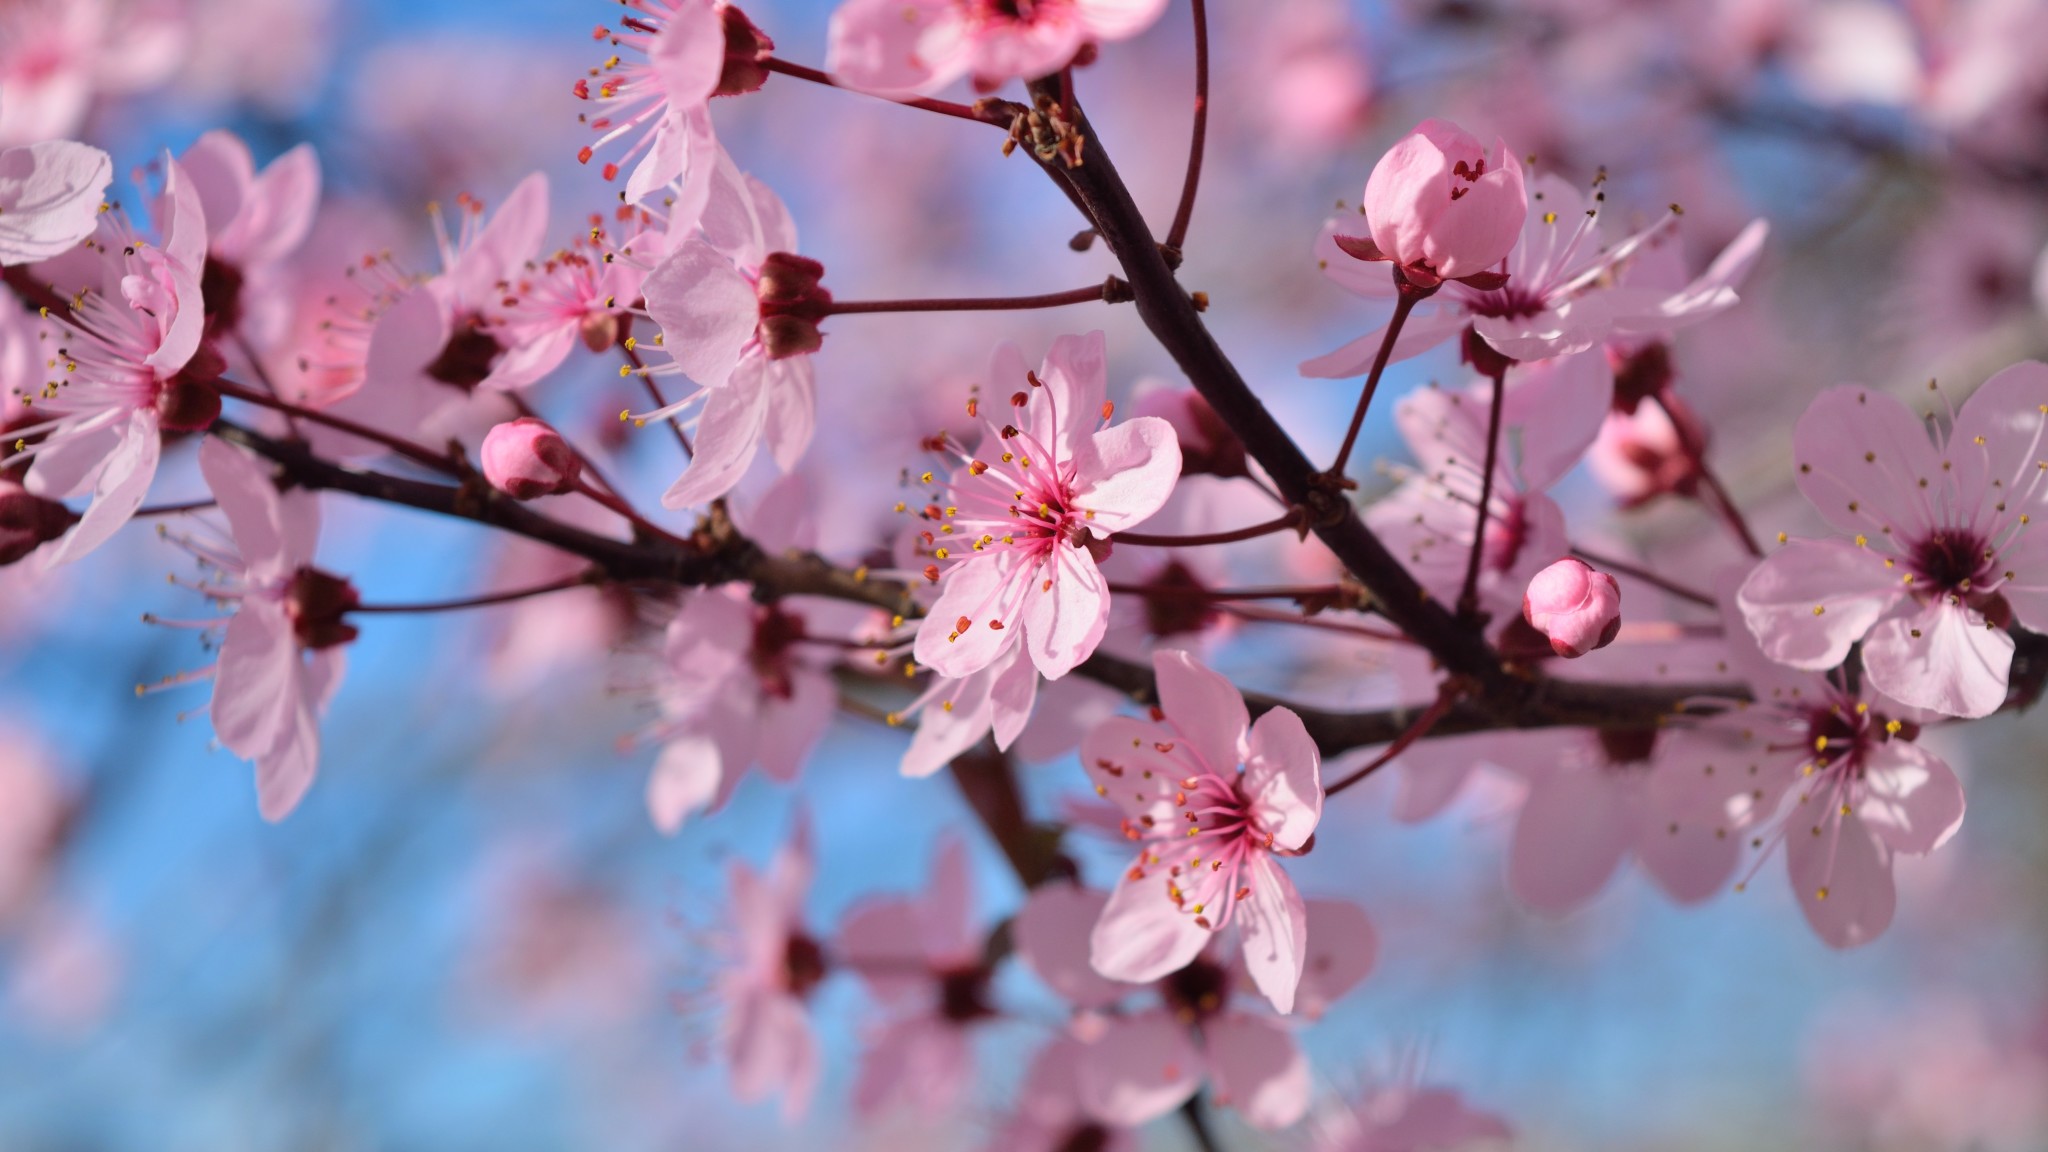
[{"left": 5, "top": 0, "right": 2048, "bottom": 1147}]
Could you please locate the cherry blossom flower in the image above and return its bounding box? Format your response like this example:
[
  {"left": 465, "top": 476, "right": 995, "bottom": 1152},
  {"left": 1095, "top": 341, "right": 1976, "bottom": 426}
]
[
  {"left": 983, "top": 1033, "right": 1134, "bottom": 1152},
  {"left": 907, "top": 330, "right": 1181, "bottom": 680},
  {"left": 1366, "top": 352, "right": 1612, "bottom": 630},
  {"left": 0, "top": 0, "right": 183, "bottom": 148},
  {"left": 573, "top": 0, "right": 739, "bottom": 215},
  {"left": 634, "top": 156, "right": 821, "bottom": 507},
  {"left": 1737, "top": 365, "right": 2048, "bottom": 719},
  {"left": 1353, "top": 119, "right": 1527, "bottom": 283},
  {"left": 1679, "top": 577, "right": 1966, "bottom": 948},
  {"left": 1015, "top": 881, "right": 1375, "bottom": 1129},
  {"left": 1304, "top": 174, "right": 1766, "bottom": 376},
  {"left": 1523, "top": 557, "right": 1622, "bottom": 658},
  {"left": 834, "top": 836, "right": 997, "bottom": 1119},
  {"left": 826, "top": 0, "right": 1169, "bottom": 97},
  {"left": 1586, "top": 398, "right": 1700, "bottom": 506},
  {"left": 686, "top": 815, "right": 825, "bottom": 1119},
  {"left": 10, "top": 158, "right": 208, "bottom": 565},
  {"left": 1084, "top": 650, "right": 1323, "bottom": 1014},
  {"left": 0, "top": 141, "right": 113, "bottom": 266},
  {"left": 174, "top": 131, "right": 321, "bottom": 347},
  {"left": 1313, "top": 1080, "right": 1513, "bottom": 1152},
  {"left": 172, "top": 436, "right": 356, "bottom": 822},
  {"left": 491, "top": 219, "right": 663, "bottom": 386}
]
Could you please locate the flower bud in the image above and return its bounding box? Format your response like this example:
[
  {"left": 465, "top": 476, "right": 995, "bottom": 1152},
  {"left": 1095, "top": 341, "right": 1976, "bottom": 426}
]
[
  {"left": 482, "top": 417, "right": 582, "bottom": 500},
  {"left": 714, "top": 5, "right": 776, "bottom": 97},
  {"left": 0, "top": 478, "right": 76, "bottom": 566},
  {"left": 1362, "top": 119, "right": 1527, "bottom": 281},
  {"left": 1586, "top": 404, "right": 1700, "bottom": 507},
  {"left": 1522, "top": 558, "right": 1621, "bottom": 659},
  {"left": 754, "top": 252, "right": 831, "bottom": 359}
]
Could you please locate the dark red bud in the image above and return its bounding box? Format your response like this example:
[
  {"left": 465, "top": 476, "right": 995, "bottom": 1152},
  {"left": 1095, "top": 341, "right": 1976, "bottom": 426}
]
[{"left": 0, "top": 479, "right": 77, "bottom": 565}]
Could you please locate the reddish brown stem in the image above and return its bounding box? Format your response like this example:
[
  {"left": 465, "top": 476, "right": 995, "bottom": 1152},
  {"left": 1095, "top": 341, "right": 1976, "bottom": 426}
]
[
  {"left": 1455, "top": 364, "right": 1509, "bottom": 621},
  {"left": 572, "top": 477, "right": 689, "bottom": 547},
  {"left": 1324, "top": 685, "right": 1463, "bottom": 796},
  {"left": 761, "top": 57, "right": 1001, "bottom": 126},
  {"left": 135, "top": 498, "right": 218, "bottom": 517},
  {"left": 825, "top": 282, "right": 1123, "bottom": 315},
  {"left": 1328, "top": 282, "right": 1424, "bottom": 479},
  {"left": 1163, "top": 0, "right": 1209, "bottom": 254},
  {"left": 1652, "top": 389, "right": 1761, "bottom": 557},
  {"left": 351, "top": 573, "right": 598, "bottom": 615},
  {"left": 1106, "top": 582, "right": 1344, "bottom": 602},
  {"left": 213, "top": 379, "right": 460, "bottom": 476},
  {"left": 1569, "top": 546, "right": 1716, "bottom": 609},
  {"left": 1113, "top": 509, "right": 1303, "bottom": 547}
]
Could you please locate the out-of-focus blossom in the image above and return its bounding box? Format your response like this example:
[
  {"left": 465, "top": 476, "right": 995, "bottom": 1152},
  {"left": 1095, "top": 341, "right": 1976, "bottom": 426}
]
[
  {"left": 175, "top": 131, "right": 320, "bottom": 348},
  {"left": 835, "top": 836, "right": 996, "bottom": 1119},
  {"left": 482, "top": 417, "right": 583, "bottom": 500},
  {"left": 827, "top": 0, "right": 1168, "bottom": 97},
  {"left": 1356, "top": 119, "right": 1527, "bottom": 283},
  {"left": 1366, "top": 353, "right": 1612, "bottom": 631},
  {"left": 492, "top": 216, "right": 662, "bottom": 386},
  {"left": 349, "top": 37, "right": 585, "bottom": 199},
  {"left": 909, "top": 330, "right": 1180, "bottom": 680},
  {"left": 1305, "top": 175, "right": 1766, "bottom": 375},
  {"left": 177, "top": 436, "right": 355, "bottom": 822},
  {"left": 11, "top": 159, "right": 209, "bottom": 565},
  {"left": 465, "top": 842, "right": 658, "bottom": 1033},
  {"left": 1084, "top": 650, "right": 1323, "bottom": 1014},
  {"left": 1523, "top": 557, "right": 1621, "bottom": 658},
  {"left": 170, "top": 0, "right": 336, "bottom": 118},
  {"left": 1241, "top": 0, "right": 1371, "bottom": 157},
  {"left": 1587, "top": 399, "right": 1700, "bottom": 506},
  {"left": 0, "top": 141, "right": 112, "bottom": 266},
  {"left": 709, "top": 815, "right": 825, "bottom": 1119},
  {"left": 0, "top": 720, "right": 70, "bottom": 927},
  {"left": 0, "top": 0, "right": 183, "bottom": 148},
  {"left": 6, "top": 904, "right": 121, "bottom": 1036},
  {"left": 984, "top": 1032, "right": 1135, "bottom": 1152},
  {"left": 1738, "top": 368, "right": 2048, "bottom": 718},
  {"left": 1314, "top": 1080, "right": 1514, "bottom": 1152}
]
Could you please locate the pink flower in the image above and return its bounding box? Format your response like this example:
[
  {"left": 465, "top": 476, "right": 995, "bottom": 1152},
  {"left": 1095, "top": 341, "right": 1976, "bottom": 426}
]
[
  {"left": 1015, "top": 881, "right": 1376, "bottom": 1128},
  {"left": 1314, "top": 1080, "right": 1513, "bottom": 1152},
  {"left": 0, "top": 719, "right": 71, "bottom": 927},
  {"left": 175, "top": 130, "right": 321, "bottom": 345},
  {"left": 1737, "top": 365, "right": 2048, "bottom": 718},
  {"left": 464, "top": 842, "right": 658, "bottom": 1034},
  {"left": 491, "top": 219, "right": 663, "bottom": 386},
  {"left": 10, "top": 157, "right": 208, "bottom": 565},
  {"left": 908, "top": 330, "right": 1181, "bottom": 680},
  {"left": 180, "top": 436, "right": 356, "bottom": 821},
  {"left": 835, "top": 836, "right": 995, "bottom": 1119},
  {"left": 481, "top": 417, "right": 582, "bottom": 500},
  {"left": 1305, "top": 173, "right": 1766, "bottom": 376},
  {"left": 983, "top": 1033, "right": 1134, "bottom": 1152},
  {"left": 0, "top": 141, "right": 112, "bottom": 266},
  {"left": 708, "top": 815, "right": 824, "bottom": 1119},
  {"left": 826, "top": 0, "right": 1168, "bottom": 97},
  {"left": 0, "top": 0, "right": 183, "bottom": 147},
  {"left": 1084, "top": 651, "right": 1322, "bottom": 1014},
  {"left": 1586, "top": 398, "right": 1699, "bottom": 506},
  {"left": 1679, "top": 577, "right": 1967, "bottom": 948},
  {"left": 638, "top": 570, "right": 835, "bottom": 831},
  {"left": 1356, "top": 119, "right": 1527, "bottom": 283},
  {"left": 895, "top": 643, "right": 1041, "bottom": 777},
  {"left": 574, "top": 0, "right": 732, "bottom": 215},
  {"left": 1523, "top": 557, "right": 1621, "bottom": 658},
  {"left": 635, "top": 155, "right": 820, "bottom": 507},
  {"left": 1366, "top": 353, "right": 1611, "bottom": 629}
]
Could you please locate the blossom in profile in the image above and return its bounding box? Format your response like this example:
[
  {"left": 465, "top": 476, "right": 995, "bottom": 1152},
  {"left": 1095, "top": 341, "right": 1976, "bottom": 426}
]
[
  {"left": 10, "top": 157, "right": 209, "bottom": 565},
  {"left": 1738, "top": 365, "right": 2048, "bottom": 718},
  {"left": 701, "top": 815, "right": 825, "bottom": 1119},
  {"left": 169, "top": 436, "right": 356, "bottom": 821},
  {"left": 0, "top": 141, "right": 113, "bottom": 266},
  {"left": 1084, "top": 650, "right": 1323, "bottom": 1014},
  {"left": 572, "top": 0, "right": 750, "bottom": 217},
  {"left": 827, "top": 0, "right": 1168, "bottom": 97},
  {"left": 909, "top": 330, "right": 1181, "bottom": 681}
]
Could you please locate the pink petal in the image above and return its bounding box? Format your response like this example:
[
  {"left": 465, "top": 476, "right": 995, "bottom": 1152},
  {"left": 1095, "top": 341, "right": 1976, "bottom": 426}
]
[
  {"left": 42, "top": 409, "right": 160, "bottom": 566},
  {"left": 1862, "top": 600, "right": 2012, "bottom": 718},
  {"left": 728, "top": 990, "right": 816, "bottom": 1116},
  {"left": 1857, "top": 740, "right": 1965, "bottom": 856},
  {"left": 1089, "top": 864, "right": 1212, "bottom": 985},
  {"left": 197, "top": 436, "right": 287, "bottom": 573},
  {"left": 1073, "top": 416, "right": 1181, "bottom": 533},
  {"left": 642, "top": 236, "right": 757, "bottom": 390},
  {"left": 1471, "top": 292, "right": 1614, "bottom": 363},
  {"left": 1243, "top": 706, "right": 1322, "bottom": 851},
  {"left": 231, "top": 143, "right": 321, "bottom": 268},
  {"left": 1787, "top": 807, "right": 1895, "bottom": 949},
  {"left": 919, "top": 836, "right": 978, "bottom": 965},
  {"left": 988, "top": 645, "right": 1039, "bottom": 750},
  {"left": 1079, "top": 715, "right": 1190, "bottom": 825},
  {"left": 1951, "top": 359, "right": 2048, "bottom": 508},
  {"left": 913, "top": 552, "right": 1030, "bottom": 678},
  {"left": 1014, "top": 883, "right": 1129, "bottom": 1011},
  {"left": 1151, "top": 649, "right": 1249, "bottom": 775},
  {"left": 646, "top": 0, "right": 724, "bottom": 109},
  {"left": 901, "top": 669, "right": 998, "bottom": 779},
  {"left": 175, "top": 131, "right": 254, "bottom": 248},
  {"left": 851, "top": 1015, "right": 971, "bottom": 1118},
  {"left": 1735, "top": 539, "right": 1901, "bottom": 670},
  {"left": 1234, "top": 853, "right": 1309, "bottom": 1015},
  {"left": 448, "top": 172, "right": 548, "bottom": 309},
  {"left": 1635, "top": 758, "right": 1741, "bottom": 905},
  {"left": 826, "top": 0, "right": 963, "bottom": 97},
  {"left": 1022, "top": 545, "right": 1111, "bottom": 679},
  {"left": 1792, "top": 385, "right": 1945, "bottom": 538},
  {"left": 1504, "top": 349, "right": 1615, "bottom": 492},
  {"left": 659, "top": 359, "right": 770, "bottom": 508},
  {"left": 761, "top": 356, "right": 816, "bottom": 471},
  {"left": 1077, "top": 0, "right": 1171, "bottom": 39},
  {"left": 1391, "top": 732, "right": 1498, "bottom": 823},
  {"left": 645, "top": 735, "right": 723, "bottom": 834},
  {"left": 1995, "top": 527, "right": 2048, "bottom": 633},
  {"left": 755, "top": 667, "right": 833, "bottom": 782},
  {"left": 255, "top": 672, "right": 322, "bottom": 822},
  {"left": 1075, "top": 1011, "right": 1204, "bottom": 1126},
  {"left": 1294, "top": 899, "right": 1378, "bottom": 1020},
  {"left": 1507, "top": 766, "right": 1632, "bottom": 914},
  {"left": 1298, "top": 305, "right": 1464, "bottom": 377},
  {"left": 211, "top": 599, "right": 298, "bottom": 760},
  {"left": 21, "top": 415, "right": 121, "bottom": 500},
  {"left": 1204, "top": 1012, "right": 1311, "bottom": 1129},
  {"left": 0, "top": 142, "right": 113, "bottom": 265},
  {"left": 1037, "top": 330, "right": 1109, "bottom": 464},
  {"left": 834, "top": 897, "right": 927, "bottom": 1002}
]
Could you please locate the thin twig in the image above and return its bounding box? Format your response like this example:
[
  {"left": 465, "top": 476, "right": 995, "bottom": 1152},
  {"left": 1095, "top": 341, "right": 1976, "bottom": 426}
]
[
  {"left": 1569, "top": 545, "right": 1716, "bottom": 609},
  {"left": 214, "top": 379, "right": 459, "bottom": 476},
  {"left": 351, "top": 573, "right": 599, "bottom": 615},
  {"left": 761, "top": 57, "right": 1002, "bottom": 126},
  {"left": 825, "top": 281, "right": 1124, "bottom": 314},
  {"left": 1114, "top": 509, "right": 1303, "bottom": 547},
  {"left": 1328, "top": 282, "right": 1425, "bottom": 479},
  {"left": 1456, "top": 364, "right": 1510, "bottom": 620},
  {"left": 1163, "top": 0, "right": 1209, "bottom": 255},
  {"left": 1324, "top": 683, "right": 1463, "bottom": 796}
]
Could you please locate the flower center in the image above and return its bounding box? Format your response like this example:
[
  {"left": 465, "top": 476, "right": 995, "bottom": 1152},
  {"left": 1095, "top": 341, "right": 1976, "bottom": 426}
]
[
  {"left": 751, "top": 604, "right": 807, "bottom": 701},
  {"left": 1597, "top": 727, "right": 1659, "bottom": 770},
  {"left": 1158, "top": 954, "right": 1231, "bottom": 1024},
  {"left": 425, "top": 314, "right": 503, "bottom": 391},
  {"left": 1460, "top": 284, "right": 1546, "bottom": 320},
  {"left": 1909, "top": 528, "right": 1993, "bottom": 597},
  {"left": 936, "top": 965, "right": 997, "bottom": 1023},
  {"left": 1051, "top": 1125, "right": 1113, "bottom": 1152},
  {"left": 1139, "top": 560, "right": 1222, "bottom": 638},
  {"left": 781, "top": 933, "right": 827, "bottom": 999}
]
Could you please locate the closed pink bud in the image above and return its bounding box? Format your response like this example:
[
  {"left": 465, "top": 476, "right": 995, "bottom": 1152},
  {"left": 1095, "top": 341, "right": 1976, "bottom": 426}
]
[
  {"left": 1363, "top": 119, "right": 1527, "bottom": 280},
  {"left": 1522, "top": 558, "right": 1622, "bottom": 659},
  {"left": 482, "top": 418, "right": 582, "bottom": 500}
]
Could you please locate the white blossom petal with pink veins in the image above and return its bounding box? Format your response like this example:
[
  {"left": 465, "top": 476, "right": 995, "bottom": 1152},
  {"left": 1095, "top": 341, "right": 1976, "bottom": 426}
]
[
  {"left": 145, "top": 437, "right": 356, "bottom": 821},
  {"left": 827, "top": 0, "right": 1169, "bottom": 98},
  {"left": 1085, "top": 651, "right": 1322, "bottom": 1013},
  {"left": 1739, "top": 365, "right": 2048, "bottom": 718},
  {"left": 11, "top": 156, "right": 209, "bottom": 565},
  {"left": 1303, "top": 170, "right": 1766, "bottom": 376},
  {"left": 909, "top": 331, "right": 1181, "bottom": 680}
]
